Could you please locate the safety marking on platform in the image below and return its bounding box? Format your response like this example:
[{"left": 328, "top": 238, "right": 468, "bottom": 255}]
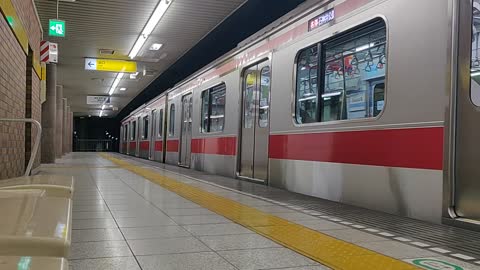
[
  {"left": 411, "top": 242, "right": 431, "bottom": 248},
  {"left": 394, "top": 237, "right": 412, "bottom": 242},
  {"left": 102, "top": 154, "right": 419, "bottom": 270},
  {"left": 379, "top": 232, "right": 395, "bottom": 237},
  {"left": 429, "top": 248, "right": 451, "bottom": 254},
  {"left": 451, "top": 254, "right": 476, "bottom": 261},
  {"left": 404, "top": 258, "right": 469, "bottom": 270}
]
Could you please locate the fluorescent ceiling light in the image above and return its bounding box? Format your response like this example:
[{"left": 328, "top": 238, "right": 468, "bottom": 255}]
[
  {"left": 472, "top": 71, "right": 480, "bottom": 77},
  {"left": 101, "top": 105, "right": 106, "bottom": 110},
  {"left": 149, "top": 43, "right": 163, "bottom": 51},
  {"left": 119, "top": 87, "right": 127, "bottom": 91},
  {"left": 128, "top": 0, "right": 173, "bottom": 59},
  {"left": 109, "top": 72, "right": 124, "bottom": 95},
  {"left": 99, "top": 110, "right": 104, "bottom": 117}
]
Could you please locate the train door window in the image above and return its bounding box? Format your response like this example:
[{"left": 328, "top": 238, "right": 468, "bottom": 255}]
[
  {"left": 295, "top": 18, "right": 387, "bottom": 123},
  {"left": 471, "top": 0, "right": 480, "bottom": 106},
  {"left": 158, "top": 109, "right": 164, "bottom": 138},
  {"left": 259, "top": 67, "right": 271, "bottom": 128},
  {"left": 142, "top": 116, "right": 149, "bottom": 139},
  {"left": 201, "top": 90, "right": 210, "bottom": 132},
  {"left": 169, "top": 104, "right": 175, "bottom": 136},
  {"left": 245, "top": 73, "right": 256, "bottom": 128},
  {"left": 296, "top": 45, "right": 319, "bottom": 124},
  {"left": 201, "top": 83, "right": 226, "bottom": 133},
  {"left": 131, "top": 121, "right": 137, "bottom": 140}
]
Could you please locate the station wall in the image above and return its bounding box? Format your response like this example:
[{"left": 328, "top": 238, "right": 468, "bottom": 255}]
[{"left": 0, "top": 0, "right": 42, "bottom": 179}]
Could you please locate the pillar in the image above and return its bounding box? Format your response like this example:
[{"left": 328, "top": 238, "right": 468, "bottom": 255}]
[
  {"left": 55, "top": 86, "right": 63, "bottom": 158},
  {"left": 69, "top": 111, "right": 73, "bottom": 153},
  {"left": 63, "top": 103, "right": 69, "bottom": 155},
  {"left": 41, "top": 64, "right": 57, "bottom": 163}
]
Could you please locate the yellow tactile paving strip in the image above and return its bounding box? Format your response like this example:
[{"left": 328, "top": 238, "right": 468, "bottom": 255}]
[{"left": 102, "top": 154, "right": 419, "bottom": 270}]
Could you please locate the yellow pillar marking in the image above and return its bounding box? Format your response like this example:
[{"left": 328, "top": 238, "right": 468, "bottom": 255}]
[
  {"left": 0, "top": 0, "right": 29, "bottom": 53},
  {"left": 102, "top": 154, "right": 419, "bottom": 270}
]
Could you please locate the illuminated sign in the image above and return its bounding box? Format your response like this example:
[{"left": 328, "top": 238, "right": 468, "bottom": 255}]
[
  {"left": 49, "top": 19, "right": 66, "bottom": 37},
  {"left": 85, "top": 58, "right": 137, "bottom": 73},
  {"left": 308, "top": 9, "right": 335, "bottom": 31}
]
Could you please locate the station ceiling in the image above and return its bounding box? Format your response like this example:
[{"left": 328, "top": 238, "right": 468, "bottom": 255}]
[
  {"left": 35, "top": 0, "right": 247, "bottom": 117},
  {"left": 35, "top": 0, "right": 306, "bottom": 119}
]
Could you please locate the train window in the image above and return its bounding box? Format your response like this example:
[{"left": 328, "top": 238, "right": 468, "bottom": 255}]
[
  {"left": 296, "top": 45, "right": 319, "bottom": 124},
  {"left": 131, "top": 121, "right": 136, "bottom": 140},
  {"left": 245, "top": 73, "right": 256, "bottom": 128},
  {"left": 169, "top": 104, "right": 175, "bottom": 136},
  {"left": 295, "top": 18, "right": 387, "bottom": 123},
  {"left": 471, "top": 0, "right": 480, "bottom": 106},
  {"left": 158, "top": 109, "right": 164, "bottom": 138},
  {"left": 259, "top": 67, "right": 271, "bottom": 128},
  {"left": 123, "top": 125, "right": 128, "bottom": 141},
  {"left": 201, "top": 83, "right": 226, "bottom": 133},
  {"left": 142, "top": 116, "right": 149, "bottom": 139}
]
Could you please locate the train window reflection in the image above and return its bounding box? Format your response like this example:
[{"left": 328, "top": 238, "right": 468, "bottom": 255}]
[
  {"left": 295, "top": 18, "right": 386, "bottom": 123},
  {"left": 158, "top": 109, "right": 164, "bottom": 138},
  {"left": 471, "top": 0, "right": 480, "bottom": 106},
  {"left": 201, "top": 83, "right": 226, "bottom": 133},
  {"left": 259, "top": 67, "right": 271, "bottom": 128},
  {"left": 169, "top": 104, "right": 175, "bottom": 136},
  {"left": 131, "top": 121, "right": 136, "bottom": 140},
  {"left": 296, "top": 46, "right": 319, "bottom": 124},
  {"left": 142, "top": 116, "right": 149, "bottom": 139}
]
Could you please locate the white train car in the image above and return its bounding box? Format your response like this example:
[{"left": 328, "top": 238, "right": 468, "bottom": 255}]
[{"left": 120, "top": 0, "right": 480, "bottom": 228}]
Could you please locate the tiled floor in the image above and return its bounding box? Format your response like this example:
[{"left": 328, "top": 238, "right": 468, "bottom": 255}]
[{"left": 38, "top": 153, "right": 480, "bottom": 270}]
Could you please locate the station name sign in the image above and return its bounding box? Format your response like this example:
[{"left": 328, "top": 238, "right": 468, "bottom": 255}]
[
  {"left": 87, "top": 96, "right": 111, "bottom": 105},
  {"left": 308, "top": 9, "right": 335, "bottom": 31}
]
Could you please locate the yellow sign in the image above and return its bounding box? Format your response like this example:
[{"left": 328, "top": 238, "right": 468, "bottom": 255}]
[{"left": 85, "top": 58, "right": 137, "bottom": 73}]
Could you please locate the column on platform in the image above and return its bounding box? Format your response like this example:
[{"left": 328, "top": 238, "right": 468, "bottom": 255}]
[
  {"left": 63, "top": 103, "right": 69, "bottom": 155},
  {"left": 55, "top": 86, "right": 64, "bottom": 158},
  {"left": 41, "top": 64, "right": 57, "bottom": 163}
]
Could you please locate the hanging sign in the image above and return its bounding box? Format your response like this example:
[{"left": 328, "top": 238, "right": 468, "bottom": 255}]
[
  {"left": 87, "top": 96, "right": 111, "bottom": 105},
  {"left": 49, "top": 19, "right": 66, "bottom": 37},
  {"left": 40, "top": 41, "right": 58, "bottom": 63},
  {"left": 84, "top": 58, "right": 137, "bottom": 73},
  {"left": 308, "top": 9, "right": 335, "bottom": 31}
]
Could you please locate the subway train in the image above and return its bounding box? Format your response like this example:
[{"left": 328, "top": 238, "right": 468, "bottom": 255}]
[{"left": 120, "top": 0, "right": 480, "bottom": 226}]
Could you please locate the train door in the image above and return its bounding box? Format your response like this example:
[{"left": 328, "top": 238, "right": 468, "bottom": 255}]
[
  {"left": 453, "top": 0, "right": 480, "bottom": 222},
  {"left": 239, "top": 61, "right": 271, "bottom": 182},
  {"left": 179, "top": 94, "right": 193, "bottom": 167},
  {"left": 149, "top": 110, "right": 157, "bottom": 160},
  {"left": 135, "top": 117, "right": 140, "bottom": 156}
]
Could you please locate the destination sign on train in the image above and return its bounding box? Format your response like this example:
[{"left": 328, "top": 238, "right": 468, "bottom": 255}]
[{"left": 308, "top": 9, "right": 335, "bottom": 31}]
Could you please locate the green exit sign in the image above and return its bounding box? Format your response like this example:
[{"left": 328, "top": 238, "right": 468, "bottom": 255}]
[{"left": 49, "top": 19, "right": 66, "bottom": 37}]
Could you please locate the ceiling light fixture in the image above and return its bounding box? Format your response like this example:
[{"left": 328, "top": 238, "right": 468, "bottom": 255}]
[
  {"left": 101, "top": 104, "right": 106, "bottom": 110},
  {"left": 128, "top": 0, "right": 173, "bottom": 59},
  {"left": 99, "top": 110, "right": 104, "bottom": 117},
  {"left": 108, "top": 0, "right": 172, "bottom": 96},
  {"left": 149, "top": 43, "right": 163, "bottom": 51},
  {"left": 119, "top": 87, "right": 127, "bottom": 91},
  {"left": 108, "top": 72, "right": 124, "bottom": 96}
]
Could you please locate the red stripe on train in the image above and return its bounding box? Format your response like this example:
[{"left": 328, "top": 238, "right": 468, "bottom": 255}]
[
  {"left": 191, "top": 137, "right": 237, "bottom": 156},
  {"left": 154, "top": 141, "right": 163, "bottom": 152},
  {"left": 269, "top": 127, "right": 444, "bottom": 170},
  {"left": 129, "top": 142, "right": 136, "bottom": 149},
  {"left": 166, "top": 140, "right": 179, "bottom": 152},
  {"left": 139, "top": 141, "right": 149, "bottom": 151}
]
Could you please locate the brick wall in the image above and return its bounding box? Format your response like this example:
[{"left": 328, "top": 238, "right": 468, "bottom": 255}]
[{"left": 0, "top": 1, "right": 42, "bottom": 179}]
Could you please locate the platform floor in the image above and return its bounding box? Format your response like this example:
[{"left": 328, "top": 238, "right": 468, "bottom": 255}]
[{"left": 37, "top": 153, "right": 480, "bottom": 270}]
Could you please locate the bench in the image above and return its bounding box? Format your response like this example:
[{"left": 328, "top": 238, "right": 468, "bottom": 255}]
[
  {"left": 0, "top": 190, "right": 72, "bottom": 258},
  {"left": 0, "top": 175, "right": 74, "bottom": 198}
]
